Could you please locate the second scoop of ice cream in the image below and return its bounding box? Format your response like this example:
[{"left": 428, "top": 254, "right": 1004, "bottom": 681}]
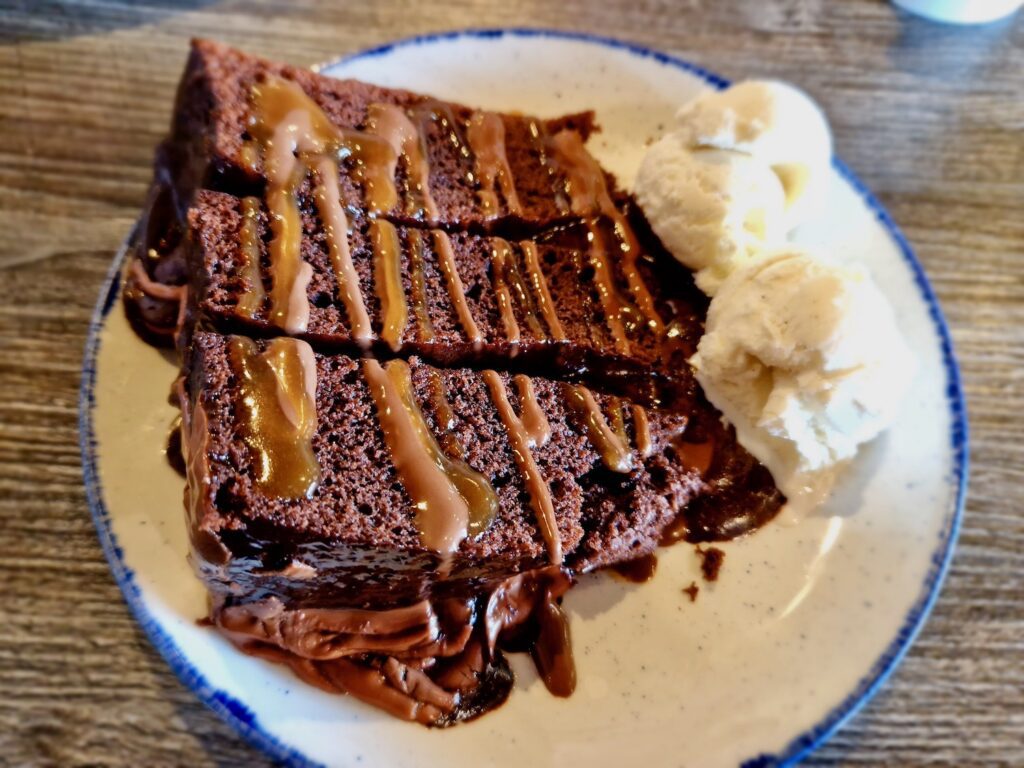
[{"left": 690, "top": 249, "right": 916, "bottom": 513}]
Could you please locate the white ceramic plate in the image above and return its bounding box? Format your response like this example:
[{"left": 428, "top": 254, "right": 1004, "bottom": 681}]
[{"left": 80, "top": 29, "right": 967, "bottom": 768}]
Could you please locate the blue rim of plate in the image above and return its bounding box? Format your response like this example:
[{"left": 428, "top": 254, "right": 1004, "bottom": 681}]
[{"left": 78, "top": 27, "right": 968, "bottom": 768}]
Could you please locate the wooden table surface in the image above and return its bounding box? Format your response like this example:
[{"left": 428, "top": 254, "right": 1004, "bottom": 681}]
[{"left": 1, "top": 1, "right": 1022, "bottom": 765}]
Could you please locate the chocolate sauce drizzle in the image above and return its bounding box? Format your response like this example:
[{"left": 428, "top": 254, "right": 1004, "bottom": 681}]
[
  {"left": 610, "top": 553, "right": 658, "bottom": 584},
  {"left": 485, "top": 566, "right": 575, "bottom": 696},
  {"left": 677, "top": 438, "right": 715, "bottom": 476},
  {"left": 215, "top": 565, "right": 573, "bottom": 725},
  {"left": 229, "top": 336, "right": 320, "bottom": 498},
  {"left": 166, "top": 414, "right": 186, "bottom": 477}
]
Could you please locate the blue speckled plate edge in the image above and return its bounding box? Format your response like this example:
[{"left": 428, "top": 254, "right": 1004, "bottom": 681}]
[{"left": 78, "top": 27, "right": 968, "bottom": 768}]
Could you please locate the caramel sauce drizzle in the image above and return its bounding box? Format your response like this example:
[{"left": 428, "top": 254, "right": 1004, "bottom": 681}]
[
  {"left": 264, "top": 162, "right": 312, "bottom": 334},
  {"left": 366, "top": 103, "right": 439, "bottom": 220},
  {"left": 406, "top": 229, "right": 435, "bottom": 343},
  {"left": 427, "top": 370, "right": 462, "bottom": 459},
  {"left": 608, "top": 397, "right": 629, "bottom": 444},
  {"left": 229, "top": 336, "right": 320, "bottom": 498},
  {"left": 414, "top": 102, "right": 472, "bottom": 170},
  {"left": 489, "top": 238, "right": 521, "bottom": 348},
  {"left": 248, "top": 77, "right": 331, "bottom": 334},
  {"left": 676, "top": 439, "right": 715, "bottom": 476},
  {"left": 504, "top": 246, "right": 546, "bottom": 338},
  {"left": 432, "top": 231, "right": 483, "bottom": 351},
  {"left": 542, "top": 128, "right": 667, "bottom": 341},
  {"left": 482, "top": 370, "right": 562, "bottom": 564},
  {"left": 631, "top": 404, "right": 653, "bottom": 459},
  {"left": 611, "top": 216, "right": 665, "bottom": 335},
  {"left": 582, "top": 225, "right": 632, "bottom": 354},
  {"left": 236, "top": 196, "right": 267, "bottom": 319},
  {"left": 490, "top": 238, "right": 558, "bottom": 346},
  {"left": 424, "top": 370, "right": 499, "bottom": 537},
  {"left": 238, "top": 140, "right": 260, "bottom": 174},
  {"left": 519, "top": 241, "right": 566, "bottom": 340},
  {"left": 248, "top": 77, "right": 446, "bottom": 342},
  {"left": 545, "top": 129, "right": 615, "bottom": 218},
  {"left": 370, "top": 219, "right": 407, "bottom": 351},
  {"left": 563, "top": 384, "right": 634, "bottom": 474},
  {"left": 311, "top": 156, "right": 373, "bottom": 347},
  {"left": 513, "top": 374, "right": 551, "bottom": 449},
  {"left": 363, "top": 359, "right": 498, "bottom": 553},
  {"left": 466, "top": 111, "right": 521, "bottom": 218}
]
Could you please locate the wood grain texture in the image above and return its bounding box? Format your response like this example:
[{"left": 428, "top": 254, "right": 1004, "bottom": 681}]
[{"left": 0, "top": 1, "right": 1021, "bottom": 765}]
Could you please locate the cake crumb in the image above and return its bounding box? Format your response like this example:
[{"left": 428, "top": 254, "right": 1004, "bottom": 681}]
[
  {"left": 696, "top": 545, "right": 725, "bottom": 582},
  {"left": 682, "top": 582, "right": 699, "bottom": 602}
]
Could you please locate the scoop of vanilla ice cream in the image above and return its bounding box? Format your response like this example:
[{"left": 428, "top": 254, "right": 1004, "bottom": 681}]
[
  {"left": 634, "top": 136, "right": 787, "bottom": 295},
  {"left": 675, "top": 80, "right": 832, "bottom": 230},
  {"left": 690, "top": 249, "right": 915, "bottom": 513}
]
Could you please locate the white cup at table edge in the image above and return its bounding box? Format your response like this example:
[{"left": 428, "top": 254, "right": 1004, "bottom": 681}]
[{"left": 892, "top": 0, "right": 1023, "bottom": 23}]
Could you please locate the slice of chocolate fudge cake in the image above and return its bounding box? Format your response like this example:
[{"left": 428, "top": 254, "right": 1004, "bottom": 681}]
[
  {"left": 120, "top": 39, "right": 786, "bottom": 726},
  {"left": 167, "top": 39, "right": 603, "bottom": 231},
  {"left": 181, "top": 332, "right": 779, "bottom": 723},
  {"left": 186, "top": 189, "right": 705, "bottom": 407}
]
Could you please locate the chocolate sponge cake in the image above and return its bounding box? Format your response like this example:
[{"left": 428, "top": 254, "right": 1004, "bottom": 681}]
[
  {"left": 187, "top": 189, "right": 705, "bottom": 406},
  {"left": 121, "top": 39, "right": 785, "bottom": 726},
  {"left": 184, "top": 331, "right": 699, "bottom": 605}
]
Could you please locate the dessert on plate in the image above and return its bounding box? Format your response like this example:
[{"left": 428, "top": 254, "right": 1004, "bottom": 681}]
[{"left": 123, "top": 40, "right": 909, "bottom": 725}]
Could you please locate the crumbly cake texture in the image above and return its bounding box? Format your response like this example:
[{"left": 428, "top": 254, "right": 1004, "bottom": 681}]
[{"left": 122, "top": 38, "right": 785, "bottom": 725}]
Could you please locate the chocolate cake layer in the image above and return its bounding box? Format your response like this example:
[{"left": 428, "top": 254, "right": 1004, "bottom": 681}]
[
  {"left": 183, "top": 331, "right": 713, "bottom": 609},
  {"left": 167, "top": 39, "right": 605, "bottom": 232},
  {"left": 187, "top": 189, "right": 705, "bottom": 406}
]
